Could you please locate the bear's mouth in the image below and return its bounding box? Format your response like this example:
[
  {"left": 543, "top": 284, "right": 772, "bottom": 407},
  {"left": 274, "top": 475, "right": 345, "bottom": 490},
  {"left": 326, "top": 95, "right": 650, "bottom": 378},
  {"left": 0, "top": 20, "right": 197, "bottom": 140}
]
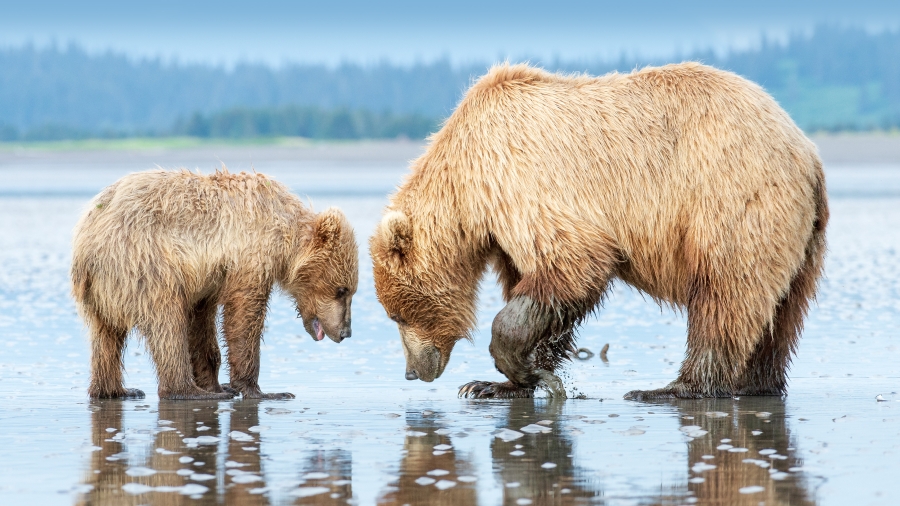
[{"left": 312, "top": 318, "right": 325, "bottom": 341}]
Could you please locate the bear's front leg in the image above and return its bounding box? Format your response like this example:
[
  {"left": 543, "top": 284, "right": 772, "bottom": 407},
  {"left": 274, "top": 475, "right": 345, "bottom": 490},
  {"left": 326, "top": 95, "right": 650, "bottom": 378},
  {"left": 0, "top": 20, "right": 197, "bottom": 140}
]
[
  {"left": 223, "top": 287, "right": 295, "bottom": 400},
  {"left": 459, "top": 296, "right": 568, "bottom": 399}
]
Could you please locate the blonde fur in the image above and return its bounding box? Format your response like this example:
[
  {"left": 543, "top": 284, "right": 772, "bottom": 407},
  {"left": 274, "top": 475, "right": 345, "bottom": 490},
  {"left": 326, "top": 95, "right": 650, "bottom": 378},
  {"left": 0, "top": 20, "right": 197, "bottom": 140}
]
[
  {"left": 72, "top": 169, "right": 358, "bottom": 399},
  {"left": 371, "top": 62, "right": 828, "bottom": 397}
]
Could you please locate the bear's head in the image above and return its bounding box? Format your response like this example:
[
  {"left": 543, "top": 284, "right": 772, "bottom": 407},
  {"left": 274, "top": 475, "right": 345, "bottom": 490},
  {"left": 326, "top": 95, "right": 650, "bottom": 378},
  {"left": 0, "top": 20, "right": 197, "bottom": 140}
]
[
  {"left": 285, "top": 207, "right": 358, "bottom": 344},
  {"left": 370, "top": 210, "right": 477, "bottom": 382}
]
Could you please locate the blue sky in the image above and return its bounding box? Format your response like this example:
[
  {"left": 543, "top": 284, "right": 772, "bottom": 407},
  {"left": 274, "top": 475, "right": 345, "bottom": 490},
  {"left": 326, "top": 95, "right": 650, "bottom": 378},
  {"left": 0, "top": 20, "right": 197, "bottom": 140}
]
[{"left": 1, "top": 0, "right": 899, "bottom": 66}]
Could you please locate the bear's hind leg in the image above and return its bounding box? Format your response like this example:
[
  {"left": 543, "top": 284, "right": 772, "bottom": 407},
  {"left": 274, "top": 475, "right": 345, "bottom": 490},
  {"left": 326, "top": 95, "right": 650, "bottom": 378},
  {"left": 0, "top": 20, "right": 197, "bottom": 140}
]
[
  {"left": 188, "top": 297, "right": 226, "bottom": 393},
  {"left": 143, "top": 305, "right": 234, "bottom": 401},
  {"left": 459, "top": 296, "right": 574, "bottom": 399},
  {"left": 626, "top": 283, "right": 766, "bottom": 401},
  {"left": 222, "top": 287, "right": 294, "bottom": 399},
  {"left": 737, "top": 264, "right": 815, "bottom": 396},
  {"left": 87, "top": 310, "right": 143, "bottom": 399}
]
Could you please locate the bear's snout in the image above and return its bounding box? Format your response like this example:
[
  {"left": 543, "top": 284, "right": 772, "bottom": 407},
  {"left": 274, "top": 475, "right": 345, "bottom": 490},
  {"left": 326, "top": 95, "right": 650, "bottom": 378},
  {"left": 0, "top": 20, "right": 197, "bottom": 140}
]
[{"left": 405, "top": 370, "right": 419, "bottom": 381}]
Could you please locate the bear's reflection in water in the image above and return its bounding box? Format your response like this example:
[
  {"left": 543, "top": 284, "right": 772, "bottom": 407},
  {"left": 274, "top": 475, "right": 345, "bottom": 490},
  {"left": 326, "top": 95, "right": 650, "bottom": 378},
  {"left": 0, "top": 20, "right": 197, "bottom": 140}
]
[
  {"left": 76, "top": 397, "right": 817, "bottom": 505},
  {"left": 378, "top": 399, "right": 601, "bottom": 506},
  {"left": 672, "top": 398, "right": 816, "bottom": 506},
  {"left": 77, "top": 400, "right": 270, "bottom": 506},
  {"left": 377, "top": 409, "right": 478, "bottom": 505},
  {"left": 485, "top": 399, "right": 601, "bottom": 506}
]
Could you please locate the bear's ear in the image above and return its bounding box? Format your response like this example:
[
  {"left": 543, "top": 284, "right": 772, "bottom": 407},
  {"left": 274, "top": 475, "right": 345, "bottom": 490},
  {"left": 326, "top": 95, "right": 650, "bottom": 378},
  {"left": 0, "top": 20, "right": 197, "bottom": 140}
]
[
  {"left": 313, "top": 207, "right": 349, "bottom": 251},
  {"left": 379, "top": 210, "right": 412, "bottom": 259}
]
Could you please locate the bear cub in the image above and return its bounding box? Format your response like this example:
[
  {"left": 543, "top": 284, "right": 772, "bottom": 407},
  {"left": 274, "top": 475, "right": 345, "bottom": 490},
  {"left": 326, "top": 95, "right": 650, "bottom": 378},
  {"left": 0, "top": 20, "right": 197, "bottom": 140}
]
[{"left": 72, "top": 169, "right": 358, "bottom": 400}]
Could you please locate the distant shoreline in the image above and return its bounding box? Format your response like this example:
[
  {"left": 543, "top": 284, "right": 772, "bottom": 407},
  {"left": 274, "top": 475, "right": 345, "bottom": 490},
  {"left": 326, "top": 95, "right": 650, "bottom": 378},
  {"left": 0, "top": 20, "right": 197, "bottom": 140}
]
[{"left": 1, "top": 133, "right": 899, "bottom": 167}]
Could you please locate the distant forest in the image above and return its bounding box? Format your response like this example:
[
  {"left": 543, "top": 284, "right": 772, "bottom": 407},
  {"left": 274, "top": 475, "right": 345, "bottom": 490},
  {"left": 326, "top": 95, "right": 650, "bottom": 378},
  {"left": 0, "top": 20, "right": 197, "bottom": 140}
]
[{"left": 1, "top": 25, "right": 899, "bottom": 141}]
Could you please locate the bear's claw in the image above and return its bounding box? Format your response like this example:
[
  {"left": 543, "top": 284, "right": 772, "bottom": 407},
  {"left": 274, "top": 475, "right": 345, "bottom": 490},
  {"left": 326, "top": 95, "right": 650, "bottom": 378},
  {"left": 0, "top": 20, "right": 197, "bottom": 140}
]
[{"left": 458, "top": 381, "right": 535, "bottom": 399}]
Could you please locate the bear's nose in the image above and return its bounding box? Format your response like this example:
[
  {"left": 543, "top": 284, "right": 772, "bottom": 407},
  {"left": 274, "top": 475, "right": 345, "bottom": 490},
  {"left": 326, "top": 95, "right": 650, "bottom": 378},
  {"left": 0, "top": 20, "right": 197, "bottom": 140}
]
[
  {"left": 405, "top": 370, "right": 419, "bottom": 381},
  {"left": 340, "top": 328, "right": 351, "bottom": 339}
]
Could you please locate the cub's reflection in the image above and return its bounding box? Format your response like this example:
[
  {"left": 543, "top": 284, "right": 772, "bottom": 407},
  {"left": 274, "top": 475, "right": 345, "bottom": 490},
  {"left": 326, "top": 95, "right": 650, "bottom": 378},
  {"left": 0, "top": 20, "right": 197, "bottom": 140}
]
[
  {"left": 225, "top": 400, "right": 270, "bottom": 505},
  {"left": 378, "top": 410, "right": 477, "bottom": 506},
  {"left": 487, "top": 398, "right": 600, "bottom": 505},
  {"left": 674, "top": 398, "right": 816, "bottom": 505},
  {"left": 77, "top": 400, "right": 271, "bottom": 505}
]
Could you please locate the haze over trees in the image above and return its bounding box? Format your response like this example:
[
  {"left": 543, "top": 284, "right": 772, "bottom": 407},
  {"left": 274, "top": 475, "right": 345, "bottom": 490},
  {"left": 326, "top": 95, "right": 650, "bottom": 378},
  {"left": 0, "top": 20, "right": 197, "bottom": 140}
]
[{"left": 0, "top": 25, "right": 898, "bottom": 141}]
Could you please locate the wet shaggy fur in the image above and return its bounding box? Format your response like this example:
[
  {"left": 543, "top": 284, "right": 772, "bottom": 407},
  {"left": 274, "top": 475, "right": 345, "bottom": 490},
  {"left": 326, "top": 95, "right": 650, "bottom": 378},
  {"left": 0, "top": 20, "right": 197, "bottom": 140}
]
[
  {"left": 370, "top": 62, "right": 828, "bottom": 399},
  {"left": 72, "top": 169, "right": 358, "bottom": 400}
]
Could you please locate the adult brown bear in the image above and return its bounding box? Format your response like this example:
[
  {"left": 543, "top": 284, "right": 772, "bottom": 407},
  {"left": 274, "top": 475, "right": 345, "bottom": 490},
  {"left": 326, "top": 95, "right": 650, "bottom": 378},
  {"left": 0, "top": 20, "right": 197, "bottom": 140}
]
[
  {"left": 72, "top": 169, "right": 358, "bottom": 400},
  {"left": 370, "top": 62, "right": 828, "bottom": 400}
]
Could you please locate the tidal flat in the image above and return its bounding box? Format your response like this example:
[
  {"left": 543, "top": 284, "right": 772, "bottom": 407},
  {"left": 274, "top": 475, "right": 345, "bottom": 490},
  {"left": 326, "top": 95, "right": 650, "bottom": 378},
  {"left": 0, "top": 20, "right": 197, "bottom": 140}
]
[{"left": 0, "top": 137, "right": 898, "bottom": 505}]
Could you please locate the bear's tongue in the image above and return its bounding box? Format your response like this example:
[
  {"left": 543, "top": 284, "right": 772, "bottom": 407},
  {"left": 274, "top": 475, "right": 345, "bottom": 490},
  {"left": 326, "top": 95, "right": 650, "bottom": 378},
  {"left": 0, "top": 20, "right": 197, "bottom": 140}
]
[{"left": 313, "top": 319, "right": 325, "bottom": 341}]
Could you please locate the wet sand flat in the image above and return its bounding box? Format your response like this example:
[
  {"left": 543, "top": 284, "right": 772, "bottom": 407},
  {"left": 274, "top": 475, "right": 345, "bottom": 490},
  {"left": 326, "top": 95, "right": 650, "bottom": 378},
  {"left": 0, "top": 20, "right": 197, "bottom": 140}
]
[{"left": 0, "top": 137, "right": 898, "bottom": 505}]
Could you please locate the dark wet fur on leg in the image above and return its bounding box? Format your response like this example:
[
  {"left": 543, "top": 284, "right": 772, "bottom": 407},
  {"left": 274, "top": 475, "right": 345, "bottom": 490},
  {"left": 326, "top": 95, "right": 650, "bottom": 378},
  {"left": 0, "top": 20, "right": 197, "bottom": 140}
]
[
  {"left": 160, "top": 389, "right": 236, "bottom": 400},
  {"left": 625, "top": 382, "right": 718, "bottom": 401},
  {"left": 459, "top": 381, "right": 535, "bottom": 399},
  {"left": 93, "top": 387, "right": 146, "bottom": 399},
  {"left": 458, "top": 296, "right": 586, "bottom": 398}
]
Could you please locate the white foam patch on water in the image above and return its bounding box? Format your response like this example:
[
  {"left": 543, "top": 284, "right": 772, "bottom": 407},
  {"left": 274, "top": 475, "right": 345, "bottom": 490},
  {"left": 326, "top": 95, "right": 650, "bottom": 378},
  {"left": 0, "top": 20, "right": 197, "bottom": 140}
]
[
  {"left": 231, "top": 473, "right": 263, "bottom": 484},
  {"left": 248, "top": 425, "right": 271, "bottom": 433},
  {"left": 541, "top": 462, "right": 557, "bottom": 469},
  {"left": 434, "top": 480, "right": 456, "bottom": 490},
  {"left": 680, "top": 425, "right": 708, "bottom": 438},
  {"left": 495, "top": 429, "right": 524, "bottom": 442},
  {"left": 691, "top": 463, "right": 717, "bottom": 473},
  {"left": 229, "top": 431, "right": 255, "bottom": 442},
  {"left": 426, "top": 469, "right": 450, "bottom": 476},
  {"left": 124, "top": 467, "right": 156, "bottom": 477},
  {"left": 290, "top": 486, "right": 330, "bottom": 497},
  {"left": 510, "top": 450, "right": 525, "bottom": 456},
  {"left": 739, "top": 485, "right": 765, "bottom": 494},
  {"left": 303, "top": 472, "right": 330, "bottom": 480},
  {"left": 121, "top": 483, "right": 153, "bottom": 495},
  {"left": 520, "top": 423, "right": 552, "bottom": 434},
  {"left": 415, "top": 477, "right": 435, "bottom": 486}
]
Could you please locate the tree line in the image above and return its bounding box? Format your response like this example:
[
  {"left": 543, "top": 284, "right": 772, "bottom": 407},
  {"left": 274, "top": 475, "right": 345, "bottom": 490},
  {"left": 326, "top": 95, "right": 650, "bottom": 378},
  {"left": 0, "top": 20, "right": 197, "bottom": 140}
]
[{"left": 1, "top": 25, "right": 899, "bottom": 141}]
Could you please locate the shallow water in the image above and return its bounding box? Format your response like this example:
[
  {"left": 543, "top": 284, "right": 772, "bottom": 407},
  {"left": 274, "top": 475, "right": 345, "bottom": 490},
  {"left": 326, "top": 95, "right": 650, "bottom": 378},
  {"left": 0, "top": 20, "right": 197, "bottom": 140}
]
[{"left": 0, "top": 145, "right": 898, "bottom": 505}]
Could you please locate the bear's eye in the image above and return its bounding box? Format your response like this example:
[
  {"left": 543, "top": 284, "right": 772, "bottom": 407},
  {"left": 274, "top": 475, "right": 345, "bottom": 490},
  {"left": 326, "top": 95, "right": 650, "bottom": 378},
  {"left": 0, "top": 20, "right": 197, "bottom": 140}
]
[
  {"left": 389, "top": 313, "right": 407, "bottom": 325},
  {"left": 336, "top": 287, "right": 348, "bottom": 298}
]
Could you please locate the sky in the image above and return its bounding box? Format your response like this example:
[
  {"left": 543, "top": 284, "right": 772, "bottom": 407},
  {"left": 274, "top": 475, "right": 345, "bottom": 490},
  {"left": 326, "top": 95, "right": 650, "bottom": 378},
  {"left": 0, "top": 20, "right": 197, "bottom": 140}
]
[{"left": 1, "top": 0, "right": 899, "bottom": 66}]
